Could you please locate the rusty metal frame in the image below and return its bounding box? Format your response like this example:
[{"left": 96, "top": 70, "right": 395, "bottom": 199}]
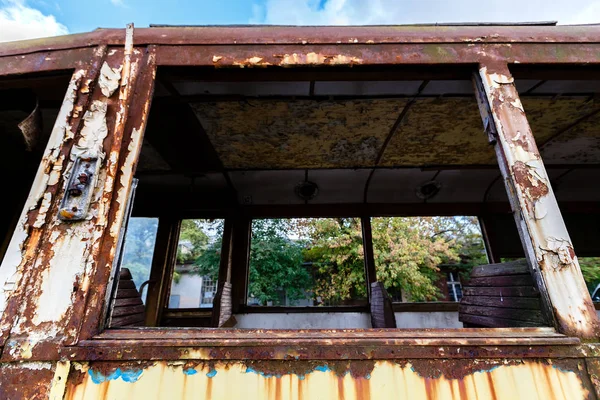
[
  {"left": 473, "top": 62, "right": 600, "bottom": 339},
  {"left": 0, "top": 26, "right": 600, "bottom": 381}
]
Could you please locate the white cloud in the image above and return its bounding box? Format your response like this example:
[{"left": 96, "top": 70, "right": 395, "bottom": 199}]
[
  {"left": 110, "top": 0, "right": 127, "bottom": 7},
  {"left": 0, "top": 0, "right": 68, "bottom": 43},
  {"left": 253, "top": 0, "right": 600, "bottom": 26}
]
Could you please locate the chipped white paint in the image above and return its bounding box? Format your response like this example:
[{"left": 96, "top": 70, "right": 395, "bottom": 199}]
[
  {"left": 33, "top": 193, "right": 52, "bottom": 228},
  {"left": 479, "top": 66, "right": 599, "bottom": 338},
  {"left": 212, "top": 55, "right": 222, "bottom": 63},
  {"left": 490, "top": 72, "right": 514, "bottom": 85},
  {"left": 329, "top": 54, "right": 362, "bottom": 64},
  {"left": 510, "top": 98, "right": 524, "bottom": 112},
  {"left": 98, "top": 62, "right": 122, "bottom": 98},
  {"left": 0, "top": 361, "right": 52, "bottom": 371},
  {"left": 29, "top": 229, "right": 89, "bottom": 332},
  {"left": 0, "top": 69, "right": 85, "bottom": 317},
  {"left": 71, "top": 100, "right": 109, "bottom": 160}
]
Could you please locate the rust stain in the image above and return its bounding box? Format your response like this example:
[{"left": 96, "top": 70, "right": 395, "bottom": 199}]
[
  {"left": 60, "top": 359, "right": 594, "bottom": 399},
  {"left": 511, "top": 161, "right": 549, "bottom": 205},
  {"left": 191, "top": 99, "right": 404, "bottom": 169}
]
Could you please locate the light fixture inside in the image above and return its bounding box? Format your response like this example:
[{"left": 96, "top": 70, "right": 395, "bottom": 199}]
[
  {"left": 416, "top": 180, "right": 441, "bottom": 200},
  {"left": 295, "top": 181, "right": 319, "bottom": 201}
]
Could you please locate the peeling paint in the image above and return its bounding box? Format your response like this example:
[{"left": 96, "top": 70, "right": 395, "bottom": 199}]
[
  {"left": 64, "top": 360, "right": 592, "bottom": 400},
  {"left": 71, "top": 100, "right": 109, "bottom": 160},
  {"left": 0, "top": 69, "right": 85, "bottom": 318},
  {"left": 98, "top": 62, "right": 122, "bottom": 98},
  {"left": 49, "top": 361, "right": 70, "bottom": 400},
  {"left": 277, "top": 52, "right": 362, "bottom": 66},
  {"left": 478, "top": 65, "right": 600, "bottom": 338},
  {"left": 33, "top": 192, "right": 52, "bottom": 228}
]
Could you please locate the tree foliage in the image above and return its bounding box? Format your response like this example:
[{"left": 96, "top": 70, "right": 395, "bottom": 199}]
[
  {"left": 302, "top": 217, "right": 483, "bottom": 303},
  {"left": 579, "top": 257, "right": 600, "bottom": 293},
  {"left": 121, "top": 215, "right": 491, "bottom": 306},
  {"left": 246, "top": 220, "right": 312, "bottom": 305},
  {"left": 176, "top": 219, "right": 211, "bottom": 264}
]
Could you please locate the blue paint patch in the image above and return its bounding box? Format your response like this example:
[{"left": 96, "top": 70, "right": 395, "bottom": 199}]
[
  {"left": 88, "top": 368, "right": 143, "bottom": 384},
  {"left": 183, "top": 368, "right": 198, "bottom": 376},
  {"left": 551, "top": 364, "right": 577, "bottom": 374},
  {"left": 88, "top": 369, "right": 108, "bottom": 384},
  {"left": 206, "top": 369, "right": 218, "bottom": 378},
  {"left": 317, "top": 0, "right": 328, "bottom": 10},
  {"left": 365, "top": 373, "right": 371, "bottom": 380},
  {"left": 245, "top": 364, "right": 330, "bottom": 379},
  {"left": 121, "top": 369, "right": 143, "bottom": 383}
]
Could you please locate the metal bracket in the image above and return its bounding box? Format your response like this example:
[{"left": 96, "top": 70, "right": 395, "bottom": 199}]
[
  {"left": 473, "top": 72, "right": 499, "bottom": 145},
  {"left": 58, "top": 156, "right": 99, "bottom": 221}
]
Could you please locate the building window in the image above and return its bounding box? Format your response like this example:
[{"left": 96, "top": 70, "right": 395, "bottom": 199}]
[
  {"left": 447, "top": 272, "right": 463, "bottom": 302},
  {"left": 168, "top": 219, "right": 225, "bottom": 309},
  {"left": 200, "top": 277, "right": 217, "bottom": 308}
]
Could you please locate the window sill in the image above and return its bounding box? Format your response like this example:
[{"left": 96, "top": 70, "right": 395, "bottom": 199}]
[
  {"left": 166, "top": 302, "right": 461, "bottom": 315},
  {"left": 61, "top": 327, "right": 584, "bottom": 362}
]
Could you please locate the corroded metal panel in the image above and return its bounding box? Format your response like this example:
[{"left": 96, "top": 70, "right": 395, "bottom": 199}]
[
  {"left": 0, "top": 47, "right": 107, "bottom": 349},
  {"left": 64, "top": 359, "right": 592, "bottom": 400},
  {"left": 192, "top": 99, "right": 407, "bottom": 169},
  {"left": 192, "top": 96, "right": 600, "bottom": 169},
  {"left": 381, "top": 97, "right": 490, "bottom": 166},
  {"left": 0, "top": 362, "right": 55, "bottom": 400},
  {"left": 0, "top": 26, "right": 156, "bottom": 361}
]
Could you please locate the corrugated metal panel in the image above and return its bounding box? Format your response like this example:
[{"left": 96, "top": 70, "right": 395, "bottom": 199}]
[{"left": 65, "top": 360, "right": 589, "bottom": 400}]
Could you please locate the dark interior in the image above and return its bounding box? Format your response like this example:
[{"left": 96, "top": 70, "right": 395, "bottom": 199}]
[
  {"left": 111, "top": 64, "right": 600, "bottom": 329},
  {"left": 0, "top": 72, "right": 70, "bottom": 259}
]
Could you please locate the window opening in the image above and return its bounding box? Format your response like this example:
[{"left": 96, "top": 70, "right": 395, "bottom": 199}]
[
  {"left": 247, "top": 218, "right": 367, "bottom": 307},
  {"left": 119, "top": 217, "right": 159, "bottom": 303},
  {"left": 168, "top": 219, "right": 225, "bottom": 309},
  {"left": 371, "top": 216, "right": 486, "bottom": 303}
]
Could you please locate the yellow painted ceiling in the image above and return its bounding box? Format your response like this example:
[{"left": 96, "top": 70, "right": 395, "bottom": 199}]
[{"left": 191, "top": 97, "right": 600, "bottom": 169}]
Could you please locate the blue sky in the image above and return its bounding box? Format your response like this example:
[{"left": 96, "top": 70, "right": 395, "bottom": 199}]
[{"left": 2, "top": 0, "right": 600, "bottom": 42}]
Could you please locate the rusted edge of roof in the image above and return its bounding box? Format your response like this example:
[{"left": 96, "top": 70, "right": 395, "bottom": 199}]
[{"left": 1, "top": 25, "right": 600, "bottom": 59}]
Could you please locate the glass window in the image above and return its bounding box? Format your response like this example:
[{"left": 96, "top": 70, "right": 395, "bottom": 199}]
[
  {"left": 372, "top": 216, "right": 486, "bottom": 303},
  {"left": 447, "top": 272, "right": 463, "bottom": 302},
  {"left": 120, "top": 217, "right": 159, "bottom": 303},
  {"left": 247, "top": 218, "right": 367, "bottom": 307},
  {"left": 168, "top": 219, "right": 224, "bottom": 309}
]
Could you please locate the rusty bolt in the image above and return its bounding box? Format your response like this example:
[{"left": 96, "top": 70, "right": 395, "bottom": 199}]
[{"left": 78, "top": 173, "right": 89, "bottom": 184}]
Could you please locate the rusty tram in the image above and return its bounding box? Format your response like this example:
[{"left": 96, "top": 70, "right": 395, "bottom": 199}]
[{"left": 1, "top": 22, "right": 600, "bottom": 399}]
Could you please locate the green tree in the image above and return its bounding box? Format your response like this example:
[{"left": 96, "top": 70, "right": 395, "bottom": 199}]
[
  {"left": 579, "top": 257, "right": 600, "bottom": 294},
  {"left": 302, "top": 218, "right": 367, "bottom": 304},
  {"left": 193, "top": 219, "right": 313, "bottom": 306},
  {"left": 304, "top": 217, "right": 484, "bottom": 303},
  {"left": 176, "top": 219, "right": 211, "bottom": 264},
  {"left": 247, "top": 219, "right": 312, "bottom": 305}
]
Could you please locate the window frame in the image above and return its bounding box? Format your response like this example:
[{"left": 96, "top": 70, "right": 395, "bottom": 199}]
[{"left": 127, "top": 212, "right": 490, "bottom": 326}]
